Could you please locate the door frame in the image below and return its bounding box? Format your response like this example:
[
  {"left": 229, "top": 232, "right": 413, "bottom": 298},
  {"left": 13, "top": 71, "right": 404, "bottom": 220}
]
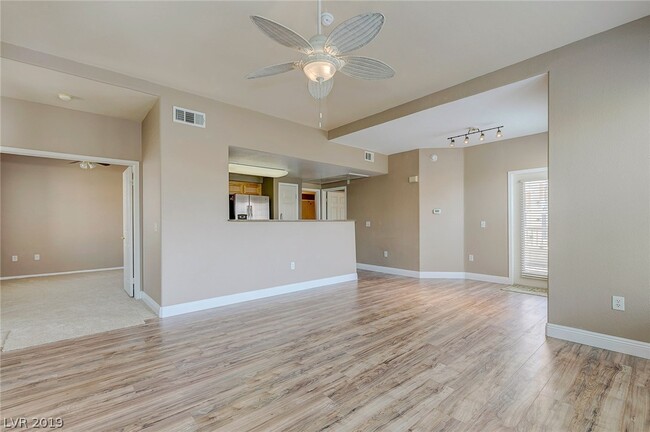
[
  {"left": 277, "top": 182, "right": 299, "bottom": 220},
  {"left": 301, "top": 188, "right": 321, "bottom": 220},
  {"left": 508, "top": 167, "right": 548, "bottom": 287},
  {"left": 321, "top": 186, "right": 347, "bottom": 220},
  {"left": 0, "top": 146, "right": 142, "bottom": 299}
]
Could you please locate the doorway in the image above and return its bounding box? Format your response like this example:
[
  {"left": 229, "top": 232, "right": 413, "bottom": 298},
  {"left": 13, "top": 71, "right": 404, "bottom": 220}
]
[
  {"left": 301, "top": 188, "right": 321, "bottom": 220},
  {"left": 508, "top": 168, "right": 548, "bottom": 288},
  {"left": 0, "top": 147, "right": 148, "bottom": 351},
  {"left": 0, "top": 146, "right": 142, "bottom": 297},
  {"left": 278, "top": 182, "right": 299, "bottom": 220},
  {"left": 322, "top": 187, "right": 347, "bottom": 220}
]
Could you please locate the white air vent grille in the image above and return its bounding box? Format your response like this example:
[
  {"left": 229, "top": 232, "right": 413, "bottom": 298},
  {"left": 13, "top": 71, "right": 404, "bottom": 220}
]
[
  {"left": 173, "top": 106, "right": 206, "bottom": 128},
  {"left": 364, "top": 151, "right": 375, "bottom": 162}
]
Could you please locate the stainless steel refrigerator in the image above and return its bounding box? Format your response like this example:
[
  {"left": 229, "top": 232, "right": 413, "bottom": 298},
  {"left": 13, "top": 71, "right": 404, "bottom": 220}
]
[{"left": 229, "top": 194, "right": 270, "bottom": 220}]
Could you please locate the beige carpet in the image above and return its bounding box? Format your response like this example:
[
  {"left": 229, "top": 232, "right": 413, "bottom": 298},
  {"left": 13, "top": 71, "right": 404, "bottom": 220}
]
[
  {"left": 501, "top": 284, "right": 548, "bottom": 297},
  {"left": 0, "top": 270, "right": 156, "bottom": 351}
]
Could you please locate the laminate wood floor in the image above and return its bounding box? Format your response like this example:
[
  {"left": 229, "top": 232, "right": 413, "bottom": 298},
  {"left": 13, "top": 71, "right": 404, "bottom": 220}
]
[{"left": 1, "top": 271, "right": 648, "bottom": 431}]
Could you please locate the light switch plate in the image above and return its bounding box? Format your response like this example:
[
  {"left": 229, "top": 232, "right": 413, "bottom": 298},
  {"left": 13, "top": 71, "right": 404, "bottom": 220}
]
[
  {"left": 34, "top": 254, "right": 40, "bottom": 261},
  {"left": 480, "top": 220, "right": 486, "bottom": 228},
  {"left": 365, "top": 221, "right": 371, "bottom": 227},
  {"left": 11, "top": 255, "right": 18, "bottom": 262}
]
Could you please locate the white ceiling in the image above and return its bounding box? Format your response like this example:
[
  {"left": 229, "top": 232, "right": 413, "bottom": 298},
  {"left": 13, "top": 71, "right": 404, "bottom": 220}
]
[
  {"left": 333, "top": 74, "right": 548, "bottom": 154},
  {"left": 229, "top": 147, "right": 378, "bottom": 182},
  {"left": 0, "top": 58, "right": 158, "bottom": 121},
  {"left": 2, "top": 1, "right": 648, "bottom": 131}
]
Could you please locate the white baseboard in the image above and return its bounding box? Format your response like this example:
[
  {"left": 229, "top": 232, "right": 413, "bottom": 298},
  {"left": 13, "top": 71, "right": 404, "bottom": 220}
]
[
  {"left": 0, "top": 267, "right": 124, "bottom": 281},
  {"left": 356, "top": 263, "right": 420, "bottom": 278},
  {"left": 546, "top": 323, "right": 650, "bottom": 360},
  {"left": 357, "top": 264, "right": 509, "bottom": 285},
  {"left": 140, "top": 291, "right": 161, "bottom": 316},
  {"left": 159, "top": 273, "right": 358, "bottom": 318},
  {"left": 464, "top": 272, "right": 512, "bottom": 284}
]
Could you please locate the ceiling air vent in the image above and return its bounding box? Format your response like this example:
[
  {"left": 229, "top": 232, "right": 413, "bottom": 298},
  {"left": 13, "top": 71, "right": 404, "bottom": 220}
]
[
  {"left": 173, "top": 106, "right": 206, "bottom": 128},
  {"left": 364, "top": 151, "right": 375, "bottom": 162}
]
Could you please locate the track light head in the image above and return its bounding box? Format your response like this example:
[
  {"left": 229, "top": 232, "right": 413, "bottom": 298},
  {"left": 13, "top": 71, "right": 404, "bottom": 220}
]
[
  {"left": 496, "top": 128, "right": 503, "bottom": 138},
  {"left": 479, "top": 132, "right": 485, "bottom": 141},
  {"left": 449, "top": 138, "right": 455, "bottom": 147},
  {"left": 464, "top": 135, "right": 469, "bottom": 145}
]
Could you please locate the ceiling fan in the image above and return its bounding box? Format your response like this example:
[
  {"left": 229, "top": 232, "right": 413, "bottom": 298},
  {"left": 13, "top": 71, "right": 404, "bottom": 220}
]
[
  {"left": 246, "top": 0, "right": 395, "bottom": 101},
  {"left": 68, "top": 161, "right": 111, "bottom": 170}
]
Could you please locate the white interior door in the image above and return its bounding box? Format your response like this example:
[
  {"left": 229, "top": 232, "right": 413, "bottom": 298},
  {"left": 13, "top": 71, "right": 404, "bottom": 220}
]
[
  {"left": 324, "top": 188, "right": 347, "bottom": 220},
  {"left": 122, "top": 167, "right": 134, "bottom": 297},
  {"left": 278, "top": 183, "right": 299, "bottom": 220}
]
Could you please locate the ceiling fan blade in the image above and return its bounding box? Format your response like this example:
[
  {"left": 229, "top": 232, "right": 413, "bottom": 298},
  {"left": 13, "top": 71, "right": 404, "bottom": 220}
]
[
  {"left": 308, "top": 78, "right": 334, "bottom": 100},
  {"left": 246, "top": 62, "right": 299, "bottom": 79},
  {"left": 250, "top": 16, "right": 313, "bottom": 54},
  {"left": 339, "top": 56, "right": 395, "bottom": 80},
  {"left": 68, "top": 161, "right": 81, "bottom": 164},
  {"left": 325, "top": 13, "right": 384, "bottom": 55},
  {"left": 96, "top": 163, "right": 111, "bottom": 166}
]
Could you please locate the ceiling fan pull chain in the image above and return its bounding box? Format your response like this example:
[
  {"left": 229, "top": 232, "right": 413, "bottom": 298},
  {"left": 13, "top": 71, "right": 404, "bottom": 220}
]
[
  {"left": 318, "top": 96, "right": 323, "bottom": 129},
  {"left": 317, "top": 0, "right": 322, "bottom": 35}
]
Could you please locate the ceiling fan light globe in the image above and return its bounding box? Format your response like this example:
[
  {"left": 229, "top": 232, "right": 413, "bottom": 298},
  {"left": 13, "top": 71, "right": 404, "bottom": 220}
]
[{"left": 303, "top": 60, "right": 337, "bottom": 82}]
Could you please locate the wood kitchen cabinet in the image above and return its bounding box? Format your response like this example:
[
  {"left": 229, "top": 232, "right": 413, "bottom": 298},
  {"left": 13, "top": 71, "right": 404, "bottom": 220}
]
[{"left": 229, "top": 181, "right": 262, "bottom": 196}]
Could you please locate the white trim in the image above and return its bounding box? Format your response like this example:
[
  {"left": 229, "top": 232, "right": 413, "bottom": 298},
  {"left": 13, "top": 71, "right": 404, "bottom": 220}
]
[
  {"left": 0, "top": 146, "right": 138, "bottom": 167},
  {"left": 464, "top": 272, "right": 511, "bottom": 284},
  {"left": 322, "top": 186, "right": 347, "bottom": 220},
  {"left": 357, "top": 264, "right": 510, "bottom": 284},
  {"left": 357, "top": 263, "right": 420, "bottom": 278},
  {"left": 0, "top": 267, "right": 124, "bottom": 281},
  {"left": 159, "top": 273, "right": 358, "bottom": 318},
  {"left": 508, "top": 167, "right": 548, "bottom": 287},
  {"left": 278, "top": 182, "right": 300, "bottom": 221},
  {"left": 140, "top": 291, "right": 161, "bottom": 316},
  {"left": 0, "top": 146, "right": 142, "bottom": 299},
  {"left": 546, "top": 323, "right": 650, "bottom": 360}
]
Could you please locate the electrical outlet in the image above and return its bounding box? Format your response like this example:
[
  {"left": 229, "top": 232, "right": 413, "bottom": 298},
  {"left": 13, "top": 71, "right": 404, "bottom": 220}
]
[
  {"left": 34, "top": 254, "right": 40, "bottom": 261},
  {"left": 383, "top": 251, "right": 389, "bottom": 258},
  {"left": 612, "top": 296, "right": 625, "bottom": 311},
  {"left": 290, "top": 261, "right": 296, "bottom": 270},
  {"left": 433, "top": 208, "right": 442, "bottom": 215},
  {"left": 365, "top": 221, "right": 371, "bottom": 227},
  {"left": 469, "top": 254, "right": 474, "bottom": 262},
  {"left": 12, "top": 255, "right": 18, "bottom": 262}
]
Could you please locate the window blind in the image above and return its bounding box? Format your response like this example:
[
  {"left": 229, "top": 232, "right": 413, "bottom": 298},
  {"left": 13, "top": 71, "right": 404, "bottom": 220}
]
[{"left": 520, "top": 179, "right": 548, "bottom": 280}]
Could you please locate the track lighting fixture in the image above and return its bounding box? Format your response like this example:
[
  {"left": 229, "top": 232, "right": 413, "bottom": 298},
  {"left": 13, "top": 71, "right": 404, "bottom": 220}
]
[{"left": 447, "top": 125, "right": 504, "bottom": 146}]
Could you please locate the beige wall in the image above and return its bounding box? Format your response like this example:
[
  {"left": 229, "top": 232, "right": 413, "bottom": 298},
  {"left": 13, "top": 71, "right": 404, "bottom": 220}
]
[
  {"left": 419, "top": 149, "right": 465, "bottom": 272},
  {"left": 348, "top": 150, "right": 420, "bottom": 271},
  {"left": 1, "top": 154, "right": 123, "bottom": 277},
  {"left": 1, "top": 97, "right": 141, "bottom": 161},
  {"left": 546, "top": 21, "right": 649, "bottom": 343},
  {"left": 464, "top": 133, "right": 548, "bottom": 277},
  {"left": 141, "top": 100, "right": 162, "bottom": 304},
  {"left": 156, "top": 91, "right": 359, "bottom": 306}
]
